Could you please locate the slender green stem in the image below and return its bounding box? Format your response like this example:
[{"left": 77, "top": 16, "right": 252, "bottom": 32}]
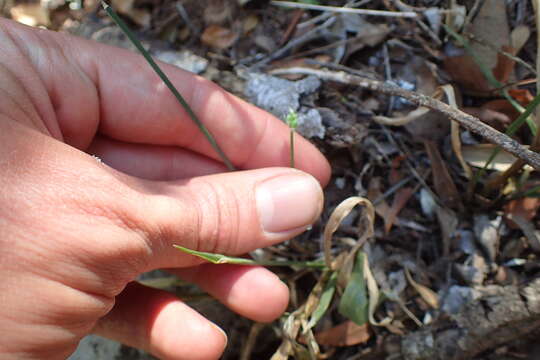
[
  {"left": 102, "top": 2, "right": 235, "bottom": 171},
  {"left": 285, "top": 109, "right": 298, "bottom": 168},
  {"left": 290, "top": 128, "right": 295, "bottom": 168}
]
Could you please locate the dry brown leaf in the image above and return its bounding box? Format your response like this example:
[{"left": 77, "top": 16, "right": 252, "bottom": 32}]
[
  {"left": 313, "top": 321, "right": 371, "bottom": 346},
  {"left": 111, "top": 0, "right": 150, "bottom": 27},
  {"left": 385, "top": 187, "right": 414, "bottom": 234},
  {"left": 508, "top": 88, "right": 534, "bottom": 106},
  {"left": 443, "top": 53, "right": 491, "bottom": 95},
  {"left": 242, "top": 14, "right": 259, "bottom": 34},
  {"left": 201, "top": 25, "right": 238, "bottom": 49},
  {"left": 436, "top": 204, "right": 458, "bottom": 256},
  {"left": 481, "top": 99, "right": 520, "bottom": 125},
  {"left": 424, "top": 140, "right": 462, "bottom": 210},
  {"left": 323, "top": 196, "right": 374, "bottom": 269},
  {"left": 10, "top": 3, "right": 50, "bottom": 27},
  {"left": 367, "top": 177, "right": 392, "bottom": 228},
  {"left": 462, "top": 106, "right": 511, "bottom": 130},
  {"left": 444, "top": 0, "right": 510, "bottom": 95},
  {"left": 492, "top": 45, "right": 516, "bottom": 84},
  {"left": 405, "top": 269, "right": 439, "bottom": 309}
]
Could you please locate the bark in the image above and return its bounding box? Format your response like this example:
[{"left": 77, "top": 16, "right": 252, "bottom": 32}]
[{"left": 400, "top": 278, "right": 540, "bottom": 360}]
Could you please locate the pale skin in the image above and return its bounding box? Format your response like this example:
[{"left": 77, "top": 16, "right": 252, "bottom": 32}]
[{"left": 0, "top": 18, "right": 331, "bottom": 360}]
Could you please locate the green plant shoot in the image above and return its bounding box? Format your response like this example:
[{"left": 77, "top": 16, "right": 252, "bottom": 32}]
[
  {"left": 101, "top": 1, "right": 235, "bottom": 171},
  {"left": 286, "top": 109, "right": 298, "bottom": 168}
]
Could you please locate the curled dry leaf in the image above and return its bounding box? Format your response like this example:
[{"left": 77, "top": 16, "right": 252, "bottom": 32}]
[
  {"left": 373, "top": 107, "right": 430, "bottom": 126},
  {"left": 323, "top": 197, "right": 375, "bottom": 269},
  {"left": 405, "top": 268, "right": 439, "bottom": 309},
  {"left": 201, "top": 25, "right": 238, "bottom": 49}
]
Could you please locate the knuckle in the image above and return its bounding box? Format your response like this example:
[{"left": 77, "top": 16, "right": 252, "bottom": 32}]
[{"left": 160, "top": 180, "right": 242, "bottom": 255}]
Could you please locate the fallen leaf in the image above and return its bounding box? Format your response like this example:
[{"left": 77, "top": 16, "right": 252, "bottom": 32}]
[
  {"left": 323, "top": 197, "right": 374, "bottom": 269},
  {"left": 443, "top": 53, "right": 491, "bottom": 94},
  {"left": 424, "top": 140, "right": 462, "bottom": 210},
  {"left": 313, "top": 321, "right": 371, "bottom": 346},
  {"left": 508, "top": 88, "right": 534, "bottom": 106},
  {"left": 405, "top": 269, "right": 439, "bottom": 309},
  {"left": 492, "top": 45, "right": 516, "bottom": 84},
  {"left": 10, "top": 3, "right": 50, "bottom": 27},
  {"left": 462, "top": 106, "right": 511, "bottom": 131},
  {"left": 444, "top": 0, "right": 511, "bottom": 94},
  {"left": 385, "top": 187, "right": 414, "bottom": 234},
  {"left": 111, "top": 0, "right": 150, "bottom": 27},
  {"left": 436, "top": 205, "right": 458, "bottom": 256},
  {"left": 201, "top": 25, "right": 238, "bottom": 49},
  {"left": 242, "top": 14, "right": 259, "bottom": 34},
  {"left": 389, "top": 155, "right": 405, "bottom": 185}
]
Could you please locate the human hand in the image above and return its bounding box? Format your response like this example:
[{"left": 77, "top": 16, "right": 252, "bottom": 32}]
[{"left": 0, "top": 18, "right": 330, "bottom": 360}]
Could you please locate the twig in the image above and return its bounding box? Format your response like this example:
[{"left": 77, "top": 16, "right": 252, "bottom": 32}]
[
  {"left": 251, "top": 16, "right": 335, "bottom": 68},
  {"left": 175, "top": 3, "right": 198, "bottom": 38},
  {"left": 462, "top": 0, "right": 484, "bottom": 31},
  {"left": 270, "top": 0, "right": 418, "bottom": 18},
  {"left": 269, "top": 67, "right": 540, "bottom": 170},
  {"left": 296, "top": 0, "right": 371, "bottom": 29}
]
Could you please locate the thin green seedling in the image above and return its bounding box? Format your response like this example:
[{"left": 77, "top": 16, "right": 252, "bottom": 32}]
[
  {"left": 286, "top": 109, "right": 298, "bottom": 168},
  {"left": 102, "top": 1, "right": 235, "bottom": 171},
  {"left": 173, "top": 245, "right": 326, "bottom": 268}
]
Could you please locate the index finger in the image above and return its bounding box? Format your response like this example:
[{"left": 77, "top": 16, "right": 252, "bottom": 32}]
[{"left": 3, "top": 19, "right": 331, "bottom": 185}]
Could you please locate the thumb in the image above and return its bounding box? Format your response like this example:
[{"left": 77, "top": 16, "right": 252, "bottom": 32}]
[{"left": 141, "top": 167, "right": 324, "bottom": 269}]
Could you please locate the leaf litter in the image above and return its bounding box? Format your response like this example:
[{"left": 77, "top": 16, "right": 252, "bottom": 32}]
[{"left": 15, "top": 0, "right": 540, "bottom": 359}]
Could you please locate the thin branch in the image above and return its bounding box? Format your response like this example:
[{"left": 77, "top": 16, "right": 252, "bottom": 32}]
[
  {"left": 251, "top": 16, "right": 336, "bottom": 68},
  {"left": 270, "top": 0, "right": 419, "bottom": 18},
  {"left": 269, "top": 67, "right": 540, "bottom": 170}
]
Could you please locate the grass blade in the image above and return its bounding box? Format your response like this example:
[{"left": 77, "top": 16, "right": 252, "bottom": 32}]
[
  {"left": 102, "top": 1, "right": 235, "bottom": 171},
  {"left": 173, "top": 245, "right": 326, "bottom": 268}
]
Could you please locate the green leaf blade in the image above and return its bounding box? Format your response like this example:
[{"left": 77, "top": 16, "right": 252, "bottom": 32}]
[{"left": 338, "top": 251, "right": 369, "bottom": 325}]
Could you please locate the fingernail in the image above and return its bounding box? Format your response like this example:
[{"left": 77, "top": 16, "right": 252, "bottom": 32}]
[{"left": 256, "top": 172, "right": 323, "bottom": 233}]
